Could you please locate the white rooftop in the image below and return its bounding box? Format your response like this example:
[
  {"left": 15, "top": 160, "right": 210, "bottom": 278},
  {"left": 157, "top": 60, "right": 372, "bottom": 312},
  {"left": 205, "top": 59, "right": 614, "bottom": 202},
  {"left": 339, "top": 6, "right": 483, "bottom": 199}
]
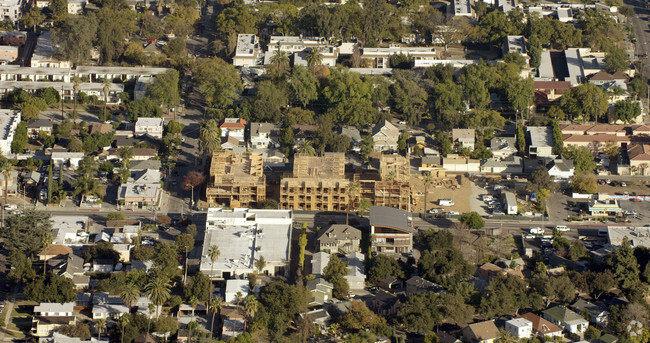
[
  {"left": 0, "top": 109, "right": 19, "bottom": 140},
  {"left": 235, "top": 34, "right": 258, "bottom": 57},
  {"left": 565, "top": 48, "right": 585, "bottom": 86},
  {"left": 199, "top": 208, "right": 293, "bottom": 276},
  {"left": 135, "top": 117, "right": 163, "bottom": 127},
  {"left": 526, "top": 126, "right": 553, "bottom": 148},
  {"left": 34, "top": 302, "right": 74, "bottom": 314},
  {"left": 506, "top": 317, "right": 532, "bottom": 328},
  {"left": 225, "top": 279, "right": 250, "bottom": 303},
  {"left": 607, "top": 226, "right": 650, "bottom": 248},
  {"left": 51, "top": 216, "right": 90, "bottom": 246}
]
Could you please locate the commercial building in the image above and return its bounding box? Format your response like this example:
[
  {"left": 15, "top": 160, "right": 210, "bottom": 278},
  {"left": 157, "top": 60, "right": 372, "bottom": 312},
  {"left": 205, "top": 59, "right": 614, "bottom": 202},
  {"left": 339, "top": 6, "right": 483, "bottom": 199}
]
[
  {"left": 233, "top": 34, "right": 261, "bottom": 67},
  {"left": 199, "top": 208, "right": 293, "bottom": 279},
  {"left": 452, "top": 0, "right": 474, "bottom": 17},
  {"left": 360, "top": 45, "right": 440, "bottom": 69},
  {"left": 205, "top": 150, "right": 266, "bottom": 208},
  {"left": 606, "top": 226, "right": 650, "bottom": 248},
  {"left": 370, "top": 206, "right": 413, "bottom": 254},
  {"left": 526, "top": 126, "right": 554, "bottom": 158},
  {"left": 0, "top": 109, "right": 19, "bottom": 156},
  {"left": 50, "top": 216, "right": 90, "bottom": 247},
  {"left": 117, "top": 183, "right": 162, "bottom": 210},
  {"left": 588, "top": 196, "right": 622, "bottom": 217},
  {"left": 279, "top": 153, "right": 350, "bottom": 211}
]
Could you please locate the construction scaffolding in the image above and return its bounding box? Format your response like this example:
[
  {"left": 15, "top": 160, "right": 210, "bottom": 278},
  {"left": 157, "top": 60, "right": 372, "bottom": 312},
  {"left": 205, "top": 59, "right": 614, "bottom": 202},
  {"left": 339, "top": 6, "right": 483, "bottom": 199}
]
[{"left": 205, "top": 151, "right": 266, "bottom": 208}]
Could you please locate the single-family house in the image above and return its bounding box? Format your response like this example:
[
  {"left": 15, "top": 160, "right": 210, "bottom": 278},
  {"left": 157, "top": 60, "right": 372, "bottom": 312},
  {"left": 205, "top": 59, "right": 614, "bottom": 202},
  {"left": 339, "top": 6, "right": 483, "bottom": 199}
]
[
  {"left": 220, "top": 118, "right": 246, "bottom": 139},
  {"left": 51, "top": 152, "right": 84, "bottom": 169},
  {"left": 372, "top": 120, "right": 400, "bottom": 152},
  {"left": 38, "top": 244, "right": 73, "bottom": 261},
  {"left": 516, "top": 312, "right": 563, "bottom": 337},
  {"left": 300, "top": 309, "right": 332, "bottom": 331},
  {"left": 317, "top": 224, "right": 361, "bottom": 254},
  {"left": 543, "top": 305, "right": 589, "bottom": 335},
  {"left": 547, "top": 157, "right": 575, "bottom": 179},
  {"left": 480, "top": 155, "right": 523, "bottom": 175},
  {"left": 50, "top": 253, "right": 90, "bottom": 290},
  {"left": 404, "top": 276, "right": 442, "bottom": 295},
  {"left": 379, "top": 276, "right": 403, "bottom": 292},
  {"left": 26, "top": 119, "right": 53, "bottom": 139},
  {"left": 134, "top": 118, "right": 163, "bottom": 139},
  {"left": 250, "top": 122, "right": 280, "bottom": 149},
  {"left": 32, "top": 302, "right": 75, "bottom": 337},
  {"left": 505, "top": 318, "right": 532, "bottom": 339},
  {"left": 92, "top": 259, "right": 114, "bottom": 273},
  {"left": 370, "top": 206, "right": 413, "bottom": 254},
  {"left": 462, "top": 320, "right": 500, "bottom": 343},
  {"left": 453, "top": 129, "right": 475, "bottom": 151},
  {"left": 571, "top": 298, "right": 609, "bottom": 327},
  {"left": 490, "top": 136, "right": 517, "bottom": 160},
  {"left": 307, "top": 278, "right": 334, "bottom": 307},
  {"left": 311, "top": 251, "right": 329, "bottom": 278},
  {"left": 477, "top": 263, "right": 505, "bottom": 282},
  {"left": 339, "top": 126, "right": 362, "bottom": 152},
  {"left": 345, "top": 252, "right": 366, "bottom": 290},
  {"left": 221, "top": 306, "right": 246, "bottom": 339},
  {"left": 92, "top": 303, "right": 130, "bottom": 320},
  {"left": 370, "top": 290, "right": 403, "bottom": 316}
]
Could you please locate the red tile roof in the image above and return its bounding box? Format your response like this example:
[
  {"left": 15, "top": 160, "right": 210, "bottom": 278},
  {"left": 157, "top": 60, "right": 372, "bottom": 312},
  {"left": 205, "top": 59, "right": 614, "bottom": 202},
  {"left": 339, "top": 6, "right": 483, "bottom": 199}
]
[
  {"left": 628, "top": 143, "right": 650, "bottom": 161},
  {"left": 516, "top": 312, "right": 562, "bottom": 335}
]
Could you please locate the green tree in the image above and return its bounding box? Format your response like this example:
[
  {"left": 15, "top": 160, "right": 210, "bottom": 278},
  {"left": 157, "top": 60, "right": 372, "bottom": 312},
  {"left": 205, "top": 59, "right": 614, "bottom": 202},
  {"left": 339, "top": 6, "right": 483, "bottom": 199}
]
[
  {"left": 11, "top": 121, "right": 27, "bottom": 154},
  {"left": 577, "top": 9, "right": 624, "bottom": 51},
  {"left": 126, "top": 97, "right": 163, "bottom": 121},
  {"left": 288, "top": 65, "right": 318, "bottom": 108},
  {"left": 49, "top": 0, "right": 68, "bottom": 21},
  {"left": 368, "top": 255, "right": 405, "bottom": 283},
  {"left": 552, "top": 120, "right": 564, "bottom": 155},
  {"left": 107, "top": 212, "right": 126, "bottom": 221},
  {"left": 323, "top": 254, "right": 349, "bottom": 299},
  {"left": 570, "top": 172, "right": 598, "bottom": 194},
  {"left": 199, "top": 119, "right": 221, "bottom": 156},
  {"left": 458, "top": 212, "right": 485, "bottom": 230},
  {"left": 609, "top": 237, "right": 641, "bottom": 291},
  {"left": 145, "top": 277, "right": 171, "bottom": 318},
  {"left": 360, "top": 135, "right": 374, "bottom": 162},
  {"left": 565, "top": 146, "right": 596, "bottom": 173},
  {"left": 53, "top": 15, "right": 98, "bottom": 65},
  {"left": 7, "top": 250, "right": 35, "bottom": 282},
  {"left": 569, "top": 240, "right": 588, "bottom": 261},
  {"left": 298, "top": 229, "right": 307, "bottom": 269},
  {"left": 517, "top": 125, "right": 525, "bottom": 154},
  {"left": 391, "top": 70, "right": 428, "bottom": 125},
  {"left": 120, "top": 283, "right": 140, "bottom": 309},
  {"left": 268, "top": 50, "right": 290, "bottom": 80},
  {"left": 95, "top": 6, "right": 137, "bottom": 63},
  {"left": 58, "top": 322, "right": 91, "bottom": 340},
  {"left": 479, "top": 274, "right": 530, "bottom": 318},
  {"left": 530, "top": 274, "right": 575, "bottom": 307},
  {"left": 208, "top": 296, "right": 222, "bottom": 337},
  {"left": 323, "top": 68, "right": 376, "bottom": 128},
  {"left": 184, "top": 272, "right": 210, "bottom": 303},
  {"left": 528, "top": 34, "right": 542, "bottom": 69},
  {"left": 194, "top": 57, "right": 242, "bottom": 113},
  {"left": 614, "top": 99, "right": 642, "bottom": 124},
  {"left": 1, "top": 210, "right": 52, "bottom": 258},
  {"left": 22, "top": 7, "right": 44, "bottom": 32},
  {"left": 306, "top": 47, "right": 323, "bottom": 68},
  {"left": 528, "top": 166, "right": 558, "bottom": 194},
  {"left": 25, "top": 272, "right": 76, "bottom": 302},
  {"left": 146, "top": 70, "right": 180, "bottom": 114},
  {"left": 604, "top": 47, "right": 630, "bottom": 73},
  {"left": 208, "top": 245, "right": 220, "bottom": 279},
  {"left": 258, "top": 281, "right": 309, "bottom": 340},
  {"left": 560, "top": 82, "right": 609, "bottom": 122},
  {"left": 432, "top": 81, "right": 463, "bottom": 117},
  {"left": 506, "top": 77, "right": 534, "bottom": 121}
]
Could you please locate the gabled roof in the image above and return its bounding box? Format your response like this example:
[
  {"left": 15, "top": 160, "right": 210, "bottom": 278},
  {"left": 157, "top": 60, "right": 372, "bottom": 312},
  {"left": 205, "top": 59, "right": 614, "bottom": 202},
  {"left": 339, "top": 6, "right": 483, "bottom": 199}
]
[
  {"left": 466, "top": 320, "right": 500, "bottom": 341},
  {"left": 517, "top": 312, "right": 562, "bottom": 335},
  {"left": 452, "top": 128, "right": 475, "bottom": 141},
  {"left": 27, "top": 118, "right": 53, "bottom": 129},
  {"left": 628, "top": 143, "right": 650, "bottom": 161},
  {"left": 372, "top": 120, "right": 399, "bottom": 137},
  {"left": 317, "top": 224, "right": 361, "bottom": 244},
  {"left": 547, "top": 157, "right": 574, "bottom": 172},
  {"left": 40, "top": 244, "right": 73, "bottom": 257},
  {"left": 250, "top": 122, "right": 278, "bottom": 136},
  {"left": 589, "top": 71, "right": 614, "bottom": 81},
  {"left": 90, "top": 123, "right": 113, "bottom": 134},
  {"left": 543, "top": 305, "right": 586, "bottom": 323},
  {"left": 306, "top": 277, "right": 334, "bottom": 291},
  {"left": 220, "top": 118, "right": 247, "bottom": 129},
  {"left": 132, "top": 148, "right": 157, "bottom": 157},
  {"left": 572, "top": 298, "right": 608, "bottom": 317}
]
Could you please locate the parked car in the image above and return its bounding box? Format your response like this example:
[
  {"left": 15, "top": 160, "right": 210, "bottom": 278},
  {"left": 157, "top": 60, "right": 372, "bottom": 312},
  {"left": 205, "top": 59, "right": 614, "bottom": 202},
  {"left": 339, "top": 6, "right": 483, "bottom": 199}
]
[
  {"left": 492, "top": 210, "right": 505, "bottom": 215},
  {"left": 439, "top": 199, "right": 454, "bottom": 206},
  {"left": 3, "top": 205, "right": 16, "bottom": 210},
  {"left": 524, "top": 234, "right": 535, "bottom": 239},
  {"left": 555, "top": 225, "right": 570, "bottom": 232},
  {"left": 530, "top": 227, "right": 544, "bottom": 235},
  {"left": 449, "top": 211, "right": 460, "bottom": 215}
]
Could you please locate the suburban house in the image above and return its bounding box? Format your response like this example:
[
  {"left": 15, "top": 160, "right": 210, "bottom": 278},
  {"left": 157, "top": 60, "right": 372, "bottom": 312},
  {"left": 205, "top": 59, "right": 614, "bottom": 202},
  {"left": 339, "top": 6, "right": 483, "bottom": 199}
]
[
  {"left": 546, "top": 157, "right": 575, "bottom": 179},
  {"left": 26, "top": 119, "right": 53, "bottom": 139},
  {"left": 311, "top": 251, "right": 329, "bottom": 278},
  {"left": 317, "top": 224, "right": 361, "bottom": 254},
  {"left": 221, "top": 306, "right": 246, "bottom": 339},
  {"left": 370, "top": 290, "right": 403, "bottom": 316},
  {"left": 250, "top": 122, "right": 280, "bottom": 149},
  {"left": 404, "top": 276, "right": 443, "bottom": 295},
  {"left": 220, "top": 118, "right": 246, "bottom": 139},
  {"left": 345, "top": 252, "right": 366, "bottom": 290},
  {"left": 370, "top": 206, "right": 413, "bottom": 254},
  {"left": 300, "top": 309, "right": 332, "bottom": 331},
  {"left": 452, "top": 129, "right": 475, "bottom": 151},
  {"left": 505, "top": 318, "right": 532, "bottom": 339},
  {"left": 489, "top": 136, "right": 517, "bottom": 159},
  {"left": 462, "top": 320, "right": 500, "bottom": 343},
  {"left": 480, "top": 156, "right": 523, "bottom": 175},
  {"left": 32, "top": 302, "right": 76, "bottom": 337},
  {"left": 371, "top": 120, "right": 400, "bottom": 152},
  {"left": 51, "top": 152, "right": 84, "bottom": 169},
  {"left": 134, "top": 117, "right": 164, "bottom": 139},
  {"left": 49, "top": 253, "right": 90, "bottom": 290},
  {"left": 516, "top": 312, "right": 563, "bottom": 337},
  {"left": 306, "top": 278, "right": 334, "bottom": 307},
  {"left": 543, "top": 305, "right": 589, "bottom": 335},
  {"left": 571, "top": 298, "right": 610, "bottom": 327}
]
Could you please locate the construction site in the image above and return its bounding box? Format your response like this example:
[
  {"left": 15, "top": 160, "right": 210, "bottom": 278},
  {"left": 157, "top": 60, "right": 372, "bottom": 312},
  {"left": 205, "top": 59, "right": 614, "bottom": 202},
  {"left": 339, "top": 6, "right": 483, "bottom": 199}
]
[{"left": 205, "top": 150, "right": 267, "bottom": 208}]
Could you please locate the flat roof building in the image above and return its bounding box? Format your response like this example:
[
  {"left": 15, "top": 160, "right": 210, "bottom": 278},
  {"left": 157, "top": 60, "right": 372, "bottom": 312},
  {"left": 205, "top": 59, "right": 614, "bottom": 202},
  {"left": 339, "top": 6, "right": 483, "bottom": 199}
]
[
  {"left": 0, "top": 109, "right": 19, "bottom": 156},
  {"left": 526, "top": 126, "right": 554, "bottom": 158},
  {"left": 453, "top": 0, "right": 474, "bottom": 17},
  {"left": 234, "top": 34, "right": 261, "bottom": 67},
  {"left": 50, "top": 216, "right": 90, "bottom": 246},
  {"left": 607, "top": 226, "right": 650, "bottom": 248},
  {"left": 199, "top": 208, "right": 293, "bottom": 279}
]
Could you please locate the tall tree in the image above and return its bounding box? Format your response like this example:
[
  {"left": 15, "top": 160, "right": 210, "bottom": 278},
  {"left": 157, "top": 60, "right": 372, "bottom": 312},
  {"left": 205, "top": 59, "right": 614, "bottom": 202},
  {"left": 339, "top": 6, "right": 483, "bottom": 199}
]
[
  {"left": 95, "top": 319, "right": 106, "bottom": 343},
  {"left": 609, "top": 237, "right": 641, "bottom": 291},
  {"left": 145, "top": 277, "right": 171, "bottom": 318},
  {"left": 22, "top": 7, "right": 44, "bottom": 32},
  {"left": 268, "top": 50, "right": 290, "bottom": 80},
  {"left": 208, "top": 296, "right": 222, "bottom": 337},
  {"left": 208, "top": 245, "right": 220, "bottom": 280},
  {"left": 288, "top": 65, "right": 318, "bottom": 108},
  {"left": 146, "top": 70, "right": 180, "bottom": 114},
  {"left": 0, "top": 210, "right": 52, "bottom": 258},
  {"left": 199, "top": 119, "right": 221, "bottom": 156},
  {"left": 53, "top": 15, "right": 98, "bottom": 65},
  {"left": 120, "top": 283, "right": 140, "bottom": 309}
]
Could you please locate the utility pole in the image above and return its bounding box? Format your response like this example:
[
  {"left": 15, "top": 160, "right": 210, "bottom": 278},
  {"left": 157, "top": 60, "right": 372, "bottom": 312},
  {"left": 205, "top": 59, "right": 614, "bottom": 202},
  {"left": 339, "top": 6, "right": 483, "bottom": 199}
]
[
  {"left": 184, "top": 245, "right": 189, "bottom": 285},
  {"left": 61, "top": 85, "right": 64, "bottom": 122}
]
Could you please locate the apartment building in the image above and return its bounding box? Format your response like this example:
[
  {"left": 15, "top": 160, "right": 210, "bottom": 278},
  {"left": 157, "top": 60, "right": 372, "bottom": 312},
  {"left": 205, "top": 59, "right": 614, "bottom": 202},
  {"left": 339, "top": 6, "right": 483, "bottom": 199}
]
[
  {"left": 233, "top": 34, "right": 261, "bottom": 67},
  {"left": 205, "top": 150, "right": 266, "bottom": 208},
  {"left": 0, "top": 109, "right": 20, "bottom": 156},
  {"left": 370, "top": 206, "right": 413, "bottom": 254},
  {"left": 279, "top": 153, "right": 350, "bottom": 211},
  {"left": 359, "top": 154, "right": 412, "bottom": 211}
]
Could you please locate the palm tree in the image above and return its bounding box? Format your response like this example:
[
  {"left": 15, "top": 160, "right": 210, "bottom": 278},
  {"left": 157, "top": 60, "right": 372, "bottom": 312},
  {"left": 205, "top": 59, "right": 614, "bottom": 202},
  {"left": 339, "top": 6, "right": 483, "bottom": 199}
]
[
  {"left": 118, "top": 147, "right": 134, "bottom": 168},
  {"left": 95, "top": 318, "right": 106, "bottom": 342},
  {"left": 188, "top": 296, "right": 199, "bottom": 342},
  {"left": 71, "top": 76, "right": 81, "bottom": 121},
  {"left": 297, "top": 141, "right": 316, "bottom": 156},
  {"left": 119, "top": 314, "right": 129, "bottom": 343},
  {"left": 147, "top": 303, "right": 156, "bottom": 333},
  {"left": 422, "top": 172, "right": 434, "bottom": 213},
  {"left": 145, "top": 277, "right": 171, "bottom": 318},
  {"left": 306, "top": 47, "right": 323, "bottom": 69},
  {"left": 199, "top": 119, "right": 222, "bottom": 157},
  {"left": 269, "top": 49, "right": 290, "bottom": 79},
  {"left": 254, "top": 255, "right": 266, "bottom": 274},
  {"left": 242, "top": 295, "right": 258, "bottom": 330},
  {"left": 208, "top": 296, "right": 222, "bottom": 338},
  {"left": 101, "top": 79, "right": 111, "bottom": 122},
  {"left": 346, "top": 182, "right": 359, "bottom": 225},
  {"left": 120, "top": 283, "right": 140, "bottom": 310},
  {"left": 0, "top": 156, "right": 13, "bottom": 227},
  {"left": 208, "top": 245, "right": 220, "bottom": 280}
]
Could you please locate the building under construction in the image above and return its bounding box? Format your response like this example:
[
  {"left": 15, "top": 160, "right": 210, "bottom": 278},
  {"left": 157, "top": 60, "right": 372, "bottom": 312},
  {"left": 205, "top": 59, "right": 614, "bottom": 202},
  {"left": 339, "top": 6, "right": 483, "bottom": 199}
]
[
  {"left": 357, "top": 154, "right": 412, "bottom": 211},
  {"left": 279, "top": 153, "right": 351, "bottom": 211},
  {"left": 205, "top": 151, "right": 266, "bottom": 208}
]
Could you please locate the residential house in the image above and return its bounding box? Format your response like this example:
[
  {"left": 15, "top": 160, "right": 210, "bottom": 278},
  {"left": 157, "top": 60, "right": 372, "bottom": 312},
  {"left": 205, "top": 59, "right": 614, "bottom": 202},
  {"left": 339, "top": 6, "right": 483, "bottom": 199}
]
[
  {"left": 92, "top": 303, "right": 130, "bottom": 320},
  {"left": 547, "top": 157, "right": 575, "bottom": 179},
  {"left": 131, "top": 148, "right": 157, "bottom": 161},
  {"left": 221, "top": 306, "right": 246, "bottom": 339},
  {"left": 51, "top": 152, "right": 84, "bottom": 169},
  {"left": 345, "top": 252, "right": 366, "bottom": 290},
  {"left": 533, "top": 81, "right": 572, "bottom": 102},
  {"left": 32, "top": 302, "right": 75, "bottom": 337},
  {"left": 26, "top": 119, "right": 53, "bottom": 139},
  {"left": 317, "top": 224, "right": 361, "bottom": 254},
  {"left": 516, "top": 312, "right": 563, "bottom": 337},
  {"left": 50, "top": 253, "right": 90, "bottom": 290},
  {"left": 307, "top": 278, "right": 334, "bottom": 307},
  {"left": 370, "top": 290, "right": 403, "bottom": 316},
  {"left": 420, "top": 156, "right": 442, "bottom": 171},
  {"left": 543, "top": 305, "right": 589, "bottom": 335},
  {"left": 90, "top": 123, "right": 113, "bottom": 135},
  {"left": 503, "top": 192, "right": 517, "bottom": 215},
  {"left": 23, "top": 170, "right": 41, "bottom": 187},
  {"left": 438, "top": 331, "right": 462, "bottom": 343},
  {"left": 233, "top": 34, "right": 261, "bottom": 67},
  {"left": 38, "top": 245, "right": 73, "bottom": 261},
  {"left": 370, "top": 206, "right": 413, "bottom": 254},
  {"left": 405, "top": 276, "right": 443, "bottom": 295},
  {"left": 134, "top": 118, "right": 163, "bottom": 139},
  {"left": 505, "top": 318, "right": 532, "bottom": 339},
  {"left": 489, "top": 136, "right": 517, "bottom": 160},
  {"left": 462, "top": 320, "right": 500, "bottom": 343},
  {"left": 477, "top": 263, "right": 505, "bottom": 282},
  {"left": 249, "top": 122, "right": 280, "bottom": 149},
  {"left": 311, "top": 251, "right": 329, "bottom": 278},
  {"left": 220, "top": 118, "right": 246, "bottom": 139},
  {"left": 452, "top": 129, "right": 475, "bottom": 151},
  {"left": 92, "top": 259, "right": 114, "bottom": 273},
  {"left": 360, "top": 45, "right": 440, "bottom": 68},
  {"left": 372, "top": 120, "right": 400, "bottom": 152},
  {"left": 480, "top": 155, "right": 523, "bottom": 175},
  {"left": 596, "top": 334, "right": 619, "bottom": 343},
  {"left": 300, "top": 309, "right": 331, "bottom": 331},
  {"left": 379, "top": 276, "right": 403, "bottom": 292},
  {"left": 133, "top": 333, "right": 159, "bottom": 343},
  {"left": 620, "top": 143, "right": 650, "bottom": 176},
  {"left": 526, "top": 126, "right": 554, "bottom": 158},
  {"left": 571, "top": 298, "right": 609, "bottom": 327}
]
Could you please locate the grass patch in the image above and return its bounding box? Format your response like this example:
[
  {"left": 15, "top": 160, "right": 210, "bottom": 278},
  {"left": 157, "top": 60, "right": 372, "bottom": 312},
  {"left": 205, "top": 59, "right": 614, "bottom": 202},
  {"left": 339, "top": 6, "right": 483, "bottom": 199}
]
[{"left": 11, "top": 305, "right": 33, "bottom": 317}]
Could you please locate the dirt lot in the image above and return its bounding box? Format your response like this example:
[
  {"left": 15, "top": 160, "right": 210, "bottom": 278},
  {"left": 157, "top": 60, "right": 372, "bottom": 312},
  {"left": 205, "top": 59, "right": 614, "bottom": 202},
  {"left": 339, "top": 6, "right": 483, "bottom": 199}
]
[{"left": 413, "top": 174, "right": 471, "bottom": 214}]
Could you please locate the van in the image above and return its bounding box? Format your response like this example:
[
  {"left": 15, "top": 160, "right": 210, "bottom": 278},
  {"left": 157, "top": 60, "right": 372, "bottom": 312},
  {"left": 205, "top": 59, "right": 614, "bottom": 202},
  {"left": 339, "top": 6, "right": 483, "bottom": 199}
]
[
  {"left": 555, "top": 225, "right": 570, "bottom": 232},
  {"left": 439, "top": 199, "right": 454, "bottom": 206}
]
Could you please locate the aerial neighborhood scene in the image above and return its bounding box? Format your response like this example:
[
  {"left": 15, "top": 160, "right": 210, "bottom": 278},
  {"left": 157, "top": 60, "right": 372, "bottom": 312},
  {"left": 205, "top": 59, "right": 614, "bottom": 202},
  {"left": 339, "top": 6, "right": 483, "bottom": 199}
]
[{"left": 1, "top": 0, "right": 650, "bottom": 342}]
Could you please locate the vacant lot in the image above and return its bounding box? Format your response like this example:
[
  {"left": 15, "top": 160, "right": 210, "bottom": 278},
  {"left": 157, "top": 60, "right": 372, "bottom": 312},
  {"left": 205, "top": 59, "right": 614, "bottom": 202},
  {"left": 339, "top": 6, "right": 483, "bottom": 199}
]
[{"left": 414, "top": 175, "right": 471, "bottom": 214}]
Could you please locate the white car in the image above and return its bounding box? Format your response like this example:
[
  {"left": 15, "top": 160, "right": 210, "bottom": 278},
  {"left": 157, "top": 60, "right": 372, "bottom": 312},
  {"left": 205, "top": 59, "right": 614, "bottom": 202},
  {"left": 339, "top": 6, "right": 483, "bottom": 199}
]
[
  {"left": 530, "top": 227, "right": 544, "bottom": 235},
  {"left": 524, "top": 234, "right": 536, "bottom": 239},
  {"left": 449, "top": 211, "right": 460, "bottom": 215},
  {"left": 555, "top": 225, "right": 570, "bottom": 232}
]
